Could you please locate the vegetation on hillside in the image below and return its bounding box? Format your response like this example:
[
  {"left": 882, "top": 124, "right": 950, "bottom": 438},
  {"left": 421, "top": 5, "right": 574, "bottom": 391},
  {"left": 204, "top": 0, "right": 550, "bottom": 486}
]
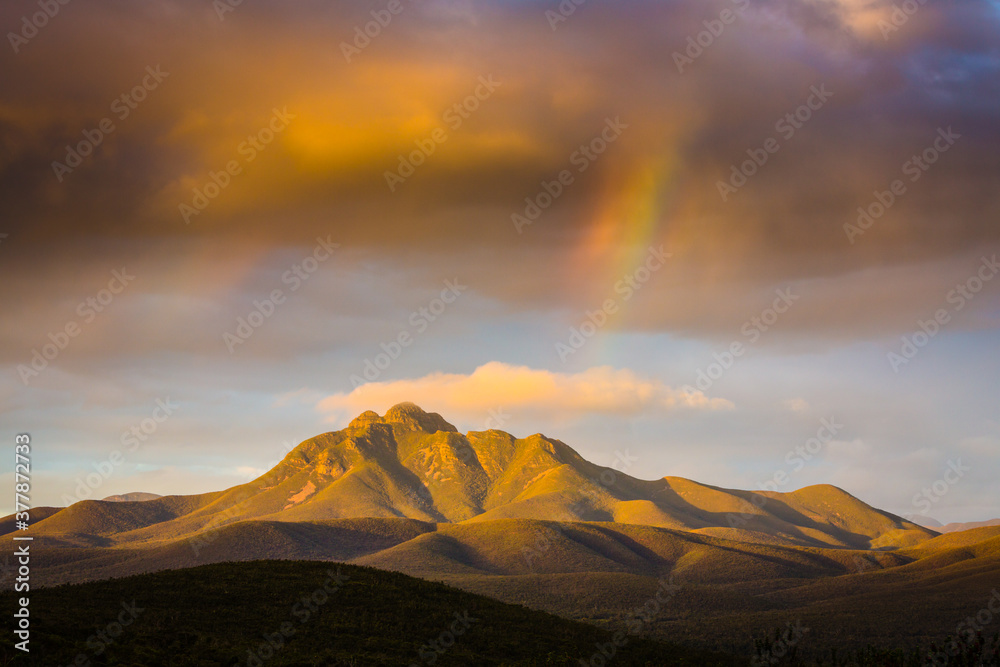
[{"left": 0, "top": 560, "right": 742, "bottom": 666}]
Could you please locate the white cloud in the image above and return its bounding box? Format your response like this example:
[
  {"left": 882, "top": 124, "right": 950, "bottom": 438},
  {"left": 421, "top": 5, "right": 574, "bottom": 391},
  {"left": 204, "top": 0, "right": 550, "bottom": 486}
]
[
  {"left": 316, "top": 362, "right": 732, "bottom": 424},
  {"left": 782, "top": 398, "right": 811, "bottom": 413},
  {"left": 824, "top": 438, "right": 870, "bottom": 461},
  {"left": 957, "top": 435, "right": 1000, "bottom": 458}
]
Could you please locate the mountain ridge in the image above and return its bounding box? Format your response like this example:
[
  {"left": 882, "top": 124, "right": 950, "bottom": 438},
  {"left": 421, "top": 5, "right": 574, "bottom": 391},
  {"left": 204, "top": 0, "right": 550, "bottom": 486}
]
[
  {"left": 13, "top": 403, "right": 936, "bottom": 552},
  {"left": 101, "top": 492, "right": 162, "bottom": 502},
  {"left": 8, "top": 404, "right": 1000, "bottom": 659}
]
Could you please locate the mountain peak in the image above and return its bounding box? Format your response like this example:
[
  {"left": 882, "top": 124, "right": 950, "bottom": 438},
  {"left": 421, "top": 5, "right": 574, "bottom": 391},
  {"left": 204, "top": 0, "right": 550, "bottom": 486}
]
[
  {"left": 380, "top": 403, "right": 457, "bottom": 434},
  {"left": 348, "top": 410, "right": 383, "bottom": 429},
  {"left": 385, "top": 401, "right": 426, "bottom": 417},
  {"left": 30, "top": 404, "right": 941, "bottom": 554}
]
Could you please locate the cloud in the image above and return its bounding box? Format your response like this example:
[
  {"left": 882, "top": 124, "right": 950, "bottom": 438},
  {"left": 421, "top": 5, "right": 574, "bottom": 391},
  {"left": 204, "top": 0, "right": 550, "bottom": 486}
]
[
  {"left": 316, "top": 362, "right": 733, "bottom": 425},
  {"left": 782, "top": 398, "right": 811, "bottom": 412},
  {"left": 3, "top": 0, "right": 999, "bottom": 345},
  {"left": 1, "top": 0, "right": 997, "bottom": 520}
]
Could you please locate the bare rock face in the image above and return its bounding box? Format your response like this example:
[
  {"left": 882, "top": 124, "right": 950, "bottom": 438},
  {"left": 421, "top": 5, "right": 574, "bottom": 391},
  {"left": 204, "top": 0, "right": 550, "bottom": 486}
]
[
  {"left": 383, "top": 402, "right": 458, "bottom": 434},
  {"left": 348, "top": 410, "right": 383, "bottom": 429}
]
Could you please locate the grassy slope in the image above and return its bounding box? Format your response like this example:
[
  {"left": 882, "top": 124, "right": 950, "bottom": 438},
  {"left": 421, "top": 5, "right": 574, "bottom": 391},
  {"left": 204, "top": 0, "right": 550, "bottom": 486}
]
[
  {"left": 13, "top": 518, "right": 870, "bottom": 587},
  {"left": 353, "top": 519, "right": 895, "bottom": 582},
  {"left": 7, "top": 518, "right": 437, "bottom": 586},
  {"left": 0, "top": 404, "right": 939, "bottom": 552},
  {"left": 437, "top": 533, "right": 1000, "bottom": 657},
  {"left": 0, "top": 560, "right": 742, "bottom": 666},
  {"left": 10, "top": 517, "right": 993, "bottom": 659}
]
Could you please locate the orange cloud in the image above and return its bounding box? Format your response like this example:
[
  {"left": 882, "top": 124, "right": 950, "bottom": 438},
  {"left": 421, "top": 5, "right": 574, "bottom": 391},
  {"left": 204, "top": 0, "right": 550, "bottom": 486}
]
[{"left": 316, "top": 362, "right": 733, "bottom": 424}]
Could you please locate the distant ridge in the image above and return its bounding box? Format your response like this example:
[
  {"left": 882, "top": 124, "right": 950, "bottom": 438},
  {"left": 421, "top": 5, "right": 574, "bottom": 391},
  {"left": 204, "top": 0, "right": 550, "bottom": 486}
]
[
  {"left": 938, "top": 518, "right": 1000, "bottom": 533},
  {"left": 4, "top": 404, "right": 996, "bottom": 657},
  {"left": 908, "top": 514, "right": 943, "bottom": 528},
  {"left": 101, "top": 492, "right": 162, "bottom": 502},
  {"left": 13, "top": 403, "right": 935, "bottom": 551}
]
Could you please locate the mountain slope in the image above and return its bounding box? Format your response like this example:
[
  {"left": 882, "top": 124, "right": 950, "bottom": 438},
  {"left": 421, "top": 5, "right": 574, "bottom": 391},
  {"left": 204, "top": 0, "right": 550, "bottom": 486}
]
[
  {"left": 0, "top": 560, "right": 741, "bottom": 666},
  {"left": 10, "top": 517, "right": 995, "bottom": 658},
  {"left": 5, "top": 403, "right": 992, "bottom": 662},
  {"left": 353, "top": 518, "right": 870, "bottom": 582},
  {"left": 12, "top": 403, "right": 936, "bottom": 551}
]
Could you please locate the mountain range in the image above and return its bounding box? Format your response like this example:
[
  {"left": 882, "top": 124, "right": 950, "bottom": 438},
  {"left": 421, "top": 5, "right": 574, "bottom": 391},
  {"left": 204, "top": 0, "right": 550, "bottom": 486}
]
[
  {"left": 28, "top": 402, "right": 934, "bottom": 548},
  {"left": 4, "top": 403, "right": 998, "bottom": 657}
]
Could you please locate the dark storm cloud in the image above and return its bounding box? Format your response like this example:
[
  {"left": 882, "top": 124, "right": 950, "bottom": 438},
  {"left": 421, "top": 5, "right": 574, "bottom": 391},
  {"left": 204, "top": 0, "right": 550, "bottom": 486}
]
[{"left": 0, "top": 0, "right": 998, "bottom": 343}]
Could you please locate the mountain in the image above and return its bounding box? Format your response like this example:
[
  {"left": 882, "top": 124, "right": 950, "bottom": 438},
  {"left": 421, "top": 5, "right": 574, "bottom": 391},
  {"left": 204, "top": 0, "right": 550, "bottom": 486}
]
[
  {"left": 7, "top": 403, "right": 986, "bottom": 658},
  {"left": 12, "top": 517, "right": 995, "bottom": 657},
  {"left": 101, "top": 492, "right": 162, "bottom": 502},
  {"left": 937, "top": 518, "right": 1000, "bottom": 533},
  {"left": 14, "top": 402, "right": 933, "bottom": 552},
  {"left": 908, "top": 516, "right": 1000, "bottom": 532},
  {"left": 909, "top": 514, "right": 944, "bottom": 528}
]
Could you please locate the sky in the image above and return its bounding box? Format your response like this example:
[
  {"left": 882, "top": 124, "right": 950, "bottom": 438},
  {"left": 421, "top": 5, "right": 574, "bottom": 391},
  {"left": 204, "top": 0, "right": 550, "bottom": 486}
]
[{"left": 1, "top": 0, "right": 998, "bottom": 523}]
